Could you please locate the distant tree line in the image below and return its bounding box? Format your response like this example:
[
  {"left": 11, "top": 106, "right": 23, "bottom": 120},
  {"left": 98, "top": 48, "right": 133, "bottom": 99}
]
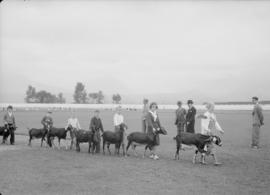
[
  {"left": 73, "top": 82, "right": 121, "bottom": 104},
  {"left": 25, "top": 82, "right": 122, "bottom": 104},
  {"left": 25, "top": 85, "right": 66, "bottom": 103}
]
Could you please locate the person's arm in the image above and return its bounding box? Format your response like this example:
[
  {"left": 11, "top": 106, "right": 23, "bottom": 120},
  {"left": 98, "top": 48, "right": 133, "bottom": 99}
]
[
  {"left": 197, "top": 114, "right": 207, "bottom": 119},
  {"left": 146, "top": 113, "right": 154, "bottom": 130},
  {"left": 76, "top": 119, "right": 81, "bottom": 130},
  {"left": 175, "top": 110, "right": 178, "bottom": 125},
  {"left": 3, "top": 114, "right": 8, "bottom": 125},
  {"left": 156, "top": 116, "right": 161, "bottom": 130},
  {"left": 113, "top": 114, "right": 118, "bottom": 126},
  {"left": 50, "top": 117, "right": 54, "bottom": 126},
  {"left": 13, "top": 115, "right": 16, "bottom": 128},
  {"left": 192, "top": 108, "right": 197, "bottom": 120},
  {"left": 215, "top": 121, "right": 224, "bottom": 134},
  {"left": 257, "top": 106, "right": 264, "bottom": 125},
  {"left": 100, "top": 119, "right": 104, "bottom": 133},
  {"left": 90, "top": 118, "right": 95, "bottom": 131},
  {"left": 41, "top": 117, "right": 45, "bottom": 125}
]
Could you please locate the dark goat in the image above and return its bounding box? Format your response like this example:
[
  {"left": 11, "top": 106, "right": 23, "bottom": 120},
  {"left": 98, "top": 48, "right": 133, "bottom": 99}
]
[
  {"left": 126, "top": 127, "right": 167, "bottom": 158},
  {"left": 28, "top": 124, "right": 51, "bottom": 147},
  {"left": 174, "top": 132, "right": 222, "bottom": 164},
  {"left": 74, "top": 129, "right": 93, "bottom": 153},
  {"left": 47, "top": 126, "right": 72, "bottom": 149},
  {"left": 0, "top": 126, "right": 10, "bottom": 144},
  {"left": 102, "top": 123, "right": 128, "bottom": 156}
]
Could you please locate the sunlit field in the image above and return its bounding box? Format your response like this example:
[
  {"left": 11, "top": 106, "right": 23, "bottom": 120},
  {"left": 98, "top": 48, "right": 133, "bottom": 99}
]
[{"left": 0, "top": 109, "right": 270, "bottom": 194}]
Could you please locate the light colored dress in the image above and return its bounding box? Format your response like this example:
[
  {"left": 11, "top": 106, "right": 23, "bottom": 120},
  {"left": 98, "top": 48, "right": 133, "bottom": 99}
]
[
  {"left": 201, "top": 111, "right": 223, "bottom": 135},
  {"left": 200, "top": 111, "right": 224, "bottom": 154}
]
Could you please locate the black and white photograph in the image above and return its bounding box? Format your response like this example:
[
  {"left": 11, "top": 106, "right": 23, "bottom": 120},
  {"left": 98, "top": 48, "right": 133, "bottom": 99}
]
[{"left": 0, "top": 0, "right": 270, "bottom": 194}]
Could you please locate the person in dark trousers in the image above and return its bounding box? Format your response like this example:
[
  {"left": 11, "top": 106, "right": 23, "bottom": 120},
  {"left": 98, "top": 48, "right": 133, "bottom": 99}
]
[
  {"left": 175, "top": 101, "right": 186, "bottom": 135},
  {"left": 41, "top": 110, "right": 53, "bottom": 146},
  {"left": 3, "top": 105, "right": 16, "bottom": 145},
  {"left": 90, "top": 110, "right": 104, "bottom": 153},
  {"left": 186, "top": 100, "right": 196, "bottom": 133},
  {"left": 251, "top": 97, "right": 264, "bottom": 149}
]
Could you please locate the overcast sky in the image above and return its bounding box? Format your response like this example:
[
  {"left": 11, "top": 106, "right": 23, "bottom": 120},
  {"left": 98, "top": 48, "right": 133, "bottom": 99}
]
[{"left": 1, "top": 0, "right": 270, "bottom": 103}]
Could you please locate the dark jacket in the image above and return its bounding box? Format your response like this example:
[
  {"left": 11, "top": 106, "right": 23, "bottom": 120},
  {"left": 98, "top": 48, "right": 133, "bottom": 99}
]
[
  {"left": 252, "top": 104, "right": 264, "bottom": 126},
  {"left": 186, "top": 107, "right": 196, "bottom": 123},
  {"left": 175, "top": 108, "right": 186, "bottom": 125},
  {"left": 90, "top": 116, "right": 104, "bottom": 132},
  {"left": 3, "top": 113, "right": 16, "bottom": 126},
  {"left": 145, "top": 111, "right": 161, "bottom": 145}
]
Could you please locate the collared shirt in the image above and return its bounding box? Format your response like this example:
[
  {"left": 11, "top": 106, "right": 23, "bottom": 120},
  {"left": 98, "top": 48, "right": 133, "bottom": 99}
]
[
  {"left": 200, "top": 111, "right": 223, "bottom": 135},
  {"left": 114, "top": 113, "right": 124, "bottom": 126},
  {"left": 149, "top": 110, "right": 157, "bottom": 121},
  {"left": 67, "top": 117, "right": 81, "bottom": 129}
]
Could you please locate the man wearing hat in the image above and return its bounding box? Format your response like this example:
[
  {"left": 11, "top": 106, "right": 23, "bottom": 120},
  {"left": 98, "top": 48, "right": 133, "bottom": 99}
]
[
  {"left": 251, "top": 97, "right": 264, "bottom": 149},
  {"left": 186, "top": 100, "right": 196, "bottom": 133},
  {"left": 175, "top": 101, "right": 186, "bottom": 135},
  {"left": 3, "top": 105, "right": 16, "bottom": 144},
  {"left": 90, "top": 110, "right": 104, "bottom": 153}
]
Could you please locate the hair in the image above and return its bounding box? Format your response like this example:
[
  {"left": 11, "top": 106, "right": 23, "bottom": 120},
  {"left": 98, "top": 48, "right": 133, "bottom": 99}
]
[
  {"left": 177, "top": 101, "right": 182, "bottom": 106},
  {"left": 149, "top": 102, "right": 158, "bottom": 109},
  {"left": 7, "top": 105, "right": 13, "bottom": 110},
  {"left": 187, "top": 100, "right": 193, "bottom": 104},
  {"left": 94, "top": 109, "right": 100, "bottom": 113},
  {"left": 205, "top": 102, "right": 215, "bottom": 111},
  {"left": 252, "top": 96, "right": 259, "bottom": 101},
  {"left": 143, "top": 98, "right": 149, "bottom": 104}
]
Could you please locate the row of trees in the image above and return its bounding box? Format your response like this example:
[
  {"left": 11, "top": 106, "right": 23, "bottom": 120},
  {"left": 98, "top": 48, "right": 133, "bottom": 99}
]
[
  {"left": 25, "top": 86, "right": 66, "bottom": 103},
  {"left": 73, "top": 82, "right": 121, "bottom": 104},
  {"left": 25, "top": 83, "right": 122, "bottom": 104}
]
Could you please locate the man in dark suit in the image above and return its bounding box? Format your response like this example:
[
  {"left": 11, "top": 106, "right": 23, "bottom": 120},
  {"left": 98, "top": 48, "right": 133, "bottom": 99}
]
[
  {"left": 175, "top": 101, "right": 186, "bottom": 135},
  {"left": 90, "top": 110, "right": 104, "bottom": 153},
  {"left": 251, "top": 97, "right": 264, "bottom": 149},
  {"left": 186, "top": 100, "right": 196, "bottom": 133}
]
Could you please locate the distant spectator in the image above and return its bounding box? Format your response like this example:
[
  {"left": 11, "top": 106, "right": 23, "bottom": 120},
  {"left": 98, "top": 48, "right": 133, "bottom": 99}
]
[
  {"left": 251, "top": 97, "right": 264, "bottom": 149},
  {"left": 186, "top": 100, "right": 196, "bottom": 133},
  {"left": 142, "top": 98, "right": 149, "bottom": 133},
  {"left": 3, "top": 105, "right": 16, "bottom": 145},
  {"left": 175, "top": 101, "right": 186, "bottom": 135}
]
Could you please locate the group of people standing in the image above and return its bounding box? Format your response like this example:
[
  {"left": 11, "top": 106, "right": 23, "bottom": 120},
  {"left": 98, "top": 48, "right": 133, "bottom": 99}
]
[{"left": 1, "top": 96, "right": 265, "bottom": 154}]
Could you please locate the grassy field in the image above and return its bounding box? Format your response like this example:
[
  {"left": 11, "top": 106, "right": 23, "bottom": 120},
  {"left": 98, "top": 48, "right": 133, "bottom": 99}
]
[{"left": 0, "top": 109, "right": 270, "bottom": 195}]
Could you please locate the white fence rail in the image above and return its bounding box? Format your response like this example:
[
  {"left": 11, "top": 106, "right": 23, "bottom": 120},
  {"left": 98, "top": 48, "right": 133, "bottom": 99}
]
[{"left": 0, "top": 103, "right": 270, "bottom": 111}]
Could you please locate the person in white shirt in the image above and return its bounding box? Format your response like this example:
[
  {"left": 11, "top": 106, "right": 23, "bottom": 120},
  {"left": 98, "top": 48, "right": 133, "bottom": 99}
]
[
  {"left": 66, "top": 111, "right": 81, "bottom": 150},
  {"left": 197, "top": 102, "right": 224, "bottom": 165},
  {"left": 66, "top": 111, "right": 81, "bottom": 130},
  {"left": 113, "top": 106, "right": 127, "bottom": 153},
  {"left": 114, "top": 106, "right": 124, "bottom": 128}
]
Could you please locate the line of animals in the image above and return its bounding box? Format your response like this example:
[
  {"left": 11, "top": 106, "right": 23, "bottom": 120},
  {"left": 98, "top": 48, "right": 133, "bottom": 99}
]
[{"left": 0, "top": 123, "right": 222, "bottom": 165}]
